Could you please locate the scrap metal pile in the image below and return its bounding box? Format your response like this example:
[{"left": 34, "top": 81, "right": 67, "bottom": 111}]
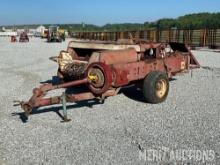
[
  {"left": 14, "top": 39, "right": 200, "bottom": 122},
  {"left": 19, "top": 32, "right": 29, "bottom": 42}
]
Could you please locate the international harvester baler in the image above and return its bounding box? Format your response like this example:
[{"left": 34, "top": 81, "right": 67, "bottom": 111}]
[{"left": 14, "top": 39, "right": 200, "bottom": 122}]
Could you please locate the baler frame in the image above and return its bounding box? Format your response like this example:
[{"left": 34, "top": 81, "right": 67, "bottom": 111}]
[{"left": 14, "top": 40, "right": 200, "bottom": 122}]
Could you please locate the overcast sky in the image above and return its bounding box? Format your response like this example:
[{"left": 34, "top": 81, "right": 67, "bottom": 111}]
[{"left": 0, "top": 0, "right": 219, "bottom": 26}]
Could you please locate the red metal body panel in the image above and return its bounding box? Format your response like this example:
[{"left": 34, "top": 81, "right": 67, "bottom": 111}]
[
  {"left": 99, "top": 48, "right": 138, "bottom": 65},
  {"left": 109, "top": 53, "right": 188, "bottom": 87}
]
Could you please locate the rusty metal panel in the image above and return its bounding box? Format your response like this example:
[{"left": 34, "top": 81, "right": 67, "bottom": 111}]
[
  {"left": 68, "top": 40, "right": 141, "bottom": 52},
  {"left": 99, "top": 48, "right": 138, "bottom": 65},
  {"left": 159, "top": 30, "right": 169, "bottom": 42},
  {"left": 215, "top": 29, "right": 220, "bottom": 47},
  {"left": 150, "top": 30, "right": 157, "bottom": 42},
  {"left": 191, "top": 29, "right": 203, "bottom": 46},
  {"left": 73, "top": 28, "right": 220, "bottom": 48}
]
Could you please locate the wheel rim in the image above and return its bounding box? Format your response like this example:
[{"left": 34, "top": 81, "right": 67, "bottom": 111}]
[
  {"left": 86, "top": 62, "right": 112, "bottom": 95},
  {"left": 88, "top": 68, "right": 105, "bottom": 88},
  {"left": 155, "top": 79, "right": 167, "bottom": 99}
]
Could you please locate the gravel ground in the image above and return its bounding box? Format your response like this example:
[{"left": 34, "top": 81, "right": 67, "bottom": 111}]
[{"left": 0, "top": 37, "right": 220, "bottom": 165}]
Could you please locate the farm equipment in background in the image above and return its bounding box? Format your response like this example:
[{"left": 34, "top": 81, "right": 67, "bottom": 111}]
[
  {"left": 41, "top": 29, "right": 49, "bottom": 39},
  {"left": 58, "top": 28, "right": 66, "bottom": 41},
  {"left": 19, "top": 32, "right": 29, "bottom": 42},
  {"left": 14, "top": 39, "right": 200, "bottom": 122},
  {"left": 10, "top": 36, "right": 17, "bottom": 42},
  {"left": 47, "top": 25, "right": 65, "bottom": 42}
]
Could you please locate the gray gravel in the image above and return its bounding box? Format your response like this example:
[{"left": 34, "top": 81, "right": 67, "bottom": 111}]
[{"left": 0, "top": 37, "right": 220, "bottom": 165}]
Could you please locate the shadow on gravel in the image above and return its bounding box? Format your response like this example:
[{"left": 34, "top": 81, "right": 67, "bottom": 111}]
[
  {"left": 40, "top": 76, "right": 62, "bottom": 85},
  {"left": 12, "top": 100, "right": 101, "bottom": 123},
  {"left": 169, "top": 77, "right": 177, "bottom": 81},
  {"left": 120, "top": 86, "right": 146, "bottom": 103},
  {"left": 11, "top": 112, "right": 29, "bottom": 123}
]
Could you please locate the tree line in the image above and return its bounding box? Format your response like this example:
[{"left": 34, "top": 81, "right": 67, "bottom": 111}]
[
  {"left": 64, "top": 12, "right": 220, "bottom": 32},
  {"left": 2, "top": 12, "right": 220, "bottom": 32}
]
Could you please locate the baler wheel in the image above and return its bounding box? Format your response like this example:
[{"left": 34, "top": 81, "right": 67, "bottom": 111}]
[{"left": 143, "top": 71, "right": 169, "bottom": 104}]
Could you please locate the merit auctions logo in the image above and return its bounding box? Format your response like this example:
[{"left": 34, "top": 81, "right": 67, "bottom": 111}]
[{"left": 139, "top": 146, "right": 215, "bottom": 164}]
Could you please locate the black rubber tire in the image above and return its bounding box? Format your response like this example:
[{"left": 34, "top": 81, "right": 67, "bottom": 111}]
[{"left": 142, "top": 71, "right": 169, "bottom": 104}]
